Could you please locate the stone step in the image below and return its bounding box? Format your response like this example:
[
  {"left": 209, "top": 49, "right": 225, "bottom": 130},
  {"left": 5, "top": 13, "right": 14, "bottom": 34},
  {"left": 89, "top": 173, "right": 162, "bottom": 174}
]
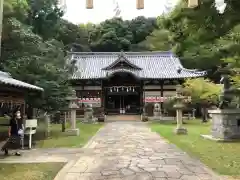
[{"left": 106, "top": 115, "right": 141, "bottom": 121}]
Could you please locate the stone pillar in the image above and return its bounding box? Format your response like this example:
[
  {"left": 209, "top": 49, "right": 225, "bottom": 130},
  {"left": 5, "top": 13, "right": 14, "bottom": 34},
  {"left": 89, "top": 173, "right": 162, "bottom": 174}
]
[
  {"left": 71, "top": 109, "right": 76, "bottom": 129},
  {"left": 192, "top": 108, "right": 196, "bottom": 119},
  {"left": 176, "top": 109, "right": 183, "bottom": 128},
  {"left": 201, "top": 109, "right": 240, "bottom": 141},
  {"left": 44, "top": 114, "right": 50, "bottom": 137}
]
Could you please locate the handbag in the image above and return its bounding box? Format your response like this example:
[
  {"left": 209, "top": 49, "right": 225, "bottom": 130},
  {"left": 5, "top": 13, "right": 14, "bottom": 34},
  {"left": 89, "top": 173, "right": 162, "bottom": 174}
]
[
  {"left": 18, "top": 129, "right": 24, "bottom": 136},
  {"left": 16, "top": 119, "right": 24, "bottom": 136}
]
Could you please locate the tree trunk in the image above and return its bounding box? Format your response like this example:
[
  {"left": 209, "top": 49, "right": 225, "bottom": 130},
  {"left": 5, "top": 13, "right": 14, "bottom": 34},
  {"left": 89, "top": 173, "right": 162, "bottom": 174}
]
[{"left": 201, "top": 107, "right": 208, "bottom": 123}]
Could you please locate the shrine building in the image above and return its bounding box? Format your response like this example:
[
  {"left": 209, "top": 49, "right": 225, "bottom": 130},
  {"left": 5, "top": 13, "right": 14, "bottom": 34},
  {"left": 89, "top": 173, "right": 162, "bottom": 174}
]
[{"left": 68, "top": 51, "right": 205, "bottom": 115}]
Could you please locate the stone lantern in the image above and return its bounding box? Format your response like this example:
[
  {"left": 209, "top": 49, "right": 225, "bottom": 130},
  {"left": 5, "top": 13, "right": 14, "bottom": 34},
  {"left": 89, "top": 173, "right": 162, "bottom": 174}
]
[
  {"left": 66, "top": 90, "right": 80, "bottom": 136},
  {"left": 174, "top": 85, "right": 188, "bottom": 134}
]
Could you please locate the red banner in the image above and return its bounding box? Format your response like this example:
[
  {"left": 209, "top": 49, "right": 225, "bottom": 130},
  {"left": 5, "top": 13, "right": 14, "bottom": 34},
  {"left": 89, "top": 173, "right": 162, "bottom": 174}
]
[
  {"left": 144, "top": 97, "right": 167, "bottom": 103},
  {"left": 144, "top": 96, "right": 191, "bottom": 103}
]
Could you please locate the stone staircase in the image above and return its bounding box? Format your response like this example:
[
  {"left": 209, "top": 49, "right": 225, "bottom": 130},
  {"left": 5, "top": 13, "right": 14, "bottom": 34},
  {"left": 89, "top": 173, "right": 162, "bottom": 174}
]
[{"left": 106, "top": 115, "right": 141, "bottom": 121}]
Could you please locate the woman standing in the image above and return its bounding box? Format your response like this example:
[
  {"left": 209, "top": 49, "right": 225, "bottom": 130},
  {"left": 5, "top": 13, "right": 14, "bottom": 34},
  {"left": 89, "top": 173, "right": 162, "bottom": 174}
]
[{"left": 1, "top": 109, "right": 24, "bottom": 156}]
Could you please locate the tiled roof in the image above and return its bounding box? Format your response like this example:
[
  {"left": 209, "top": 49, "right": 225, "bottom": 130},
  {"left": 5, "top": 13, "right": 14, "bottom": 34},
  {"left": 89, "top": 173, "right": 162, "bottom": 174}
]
[
  {"left": 102, "top": 52, "right": 142, "bottom": 70},
  {"left": 0, "top": 71, "right": 44, "bottom": 91},
  {"left": 69, "top": 51, "right": 206, "bottom": 80}
]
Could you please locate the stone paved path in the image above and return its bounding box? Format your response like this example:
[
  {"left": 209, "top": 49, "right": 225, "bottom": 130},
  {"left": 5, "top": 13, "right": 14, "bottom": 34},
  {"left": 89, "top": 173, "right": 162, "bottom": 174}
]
[
  {"left": 0, "top": 148, "right": 84, "bottom": 163},
  {"left": 56, "top": 122, "right": 222, "bottom": 180}
]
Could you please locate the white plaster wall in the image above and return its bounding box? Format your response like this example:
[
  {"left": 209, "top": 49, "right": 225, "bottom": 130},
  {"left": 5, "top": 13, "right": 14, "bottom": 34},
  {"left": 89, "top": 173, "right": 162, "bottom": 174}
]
[
  {"left": 74, "top": 86, "right": 101, "bottom": 90},
  {"left": 143, "top": 85, "right": 176, "bottom": 90},
  {"left": 144, "top": 91, "right": 161, "bottom": 97},
  {"left": 144, "top": 90, "right": 176, "bottom": 97}
]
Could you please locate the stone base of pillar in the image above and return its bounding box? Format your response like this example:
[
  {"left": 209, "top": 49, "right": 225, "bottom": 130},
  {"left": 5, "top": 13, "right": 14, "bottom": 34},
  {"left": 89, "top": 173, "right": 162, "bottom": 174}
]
[
  {"left": 174, "top": 127, "right": 188, "bottom": 135},
  {"left": 152, "top": 116, "right": 161, "bottom": 121},
  {"left": 65, "top": 128, "right": 80, "bottom": 136}
]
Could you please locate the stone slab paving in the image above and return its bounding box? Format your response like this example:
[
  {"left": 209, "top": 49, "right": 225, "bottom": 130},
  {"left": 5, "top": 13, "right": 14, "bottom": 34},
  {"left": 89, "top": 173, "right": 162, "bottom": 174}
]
[
  {"left": 56, "top": 122, "right": 223, "bottom": 180},
  {"left": 0, "top": 148, "right": 85, "bottom": 163}
]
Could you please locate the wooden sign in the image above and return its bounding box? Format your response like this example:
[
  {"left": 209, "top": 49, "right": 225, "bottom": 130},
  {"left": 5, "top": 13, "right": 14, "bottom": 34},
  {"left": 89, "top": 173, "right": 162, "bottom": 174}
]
[
  {"left": 188, "top": 0, "right": 198, "bottom": 8},
  {"left": 136, "top": 0, "right": 144, "bottom": 9},
  {"left": 86, "top": 0, "right": 93, "bottom": 9}
]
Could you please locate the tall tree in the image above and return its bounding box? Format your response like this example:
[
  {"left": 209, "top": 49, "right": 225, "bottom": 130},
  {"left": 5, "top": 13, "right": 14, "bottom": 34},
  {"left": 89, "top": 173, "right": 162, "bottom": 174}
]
[
  {"left": 89, "top": 18, "right": 133, "bottom": 52},
  {"left": 56, "top": 20, "right": 90, "bottom": 52},
  {"left": 27, "top": 0, "right": 64, "bottom": 40},
  {"left": 1, "top": 17, "right": 70, "bottom": 112}
]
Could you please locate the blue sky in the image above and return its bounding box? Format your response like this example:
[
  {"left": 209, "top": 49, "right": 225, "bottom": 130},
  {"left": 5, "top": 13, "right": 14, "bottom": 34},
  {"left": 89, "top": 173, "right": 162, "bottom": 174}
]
[{"left": 62, "top": 0, "right": 178, "bottom": 24}]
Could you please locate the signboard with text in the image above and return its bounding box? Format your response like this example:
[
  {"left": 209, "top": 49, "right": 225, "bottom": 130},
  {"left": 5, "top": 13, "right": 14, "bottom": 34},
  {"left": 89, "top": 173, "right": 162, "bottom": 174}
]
[{"left": 144, "top": 96, "right": 191, "bottom": 103}]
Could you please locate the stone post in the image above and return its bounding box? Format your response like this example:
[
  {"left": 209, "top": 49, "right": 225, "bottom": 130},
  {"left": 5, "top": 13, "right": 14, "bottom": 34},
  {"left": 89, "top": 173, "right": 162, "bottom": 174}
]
[
  {"left": 176, "top": 109, "right": 183, "bottom": 128},
  {"left": 71, "top": 109, "right": 76, "bottom": 129},
  {"left": 174, "top": 85, "right": 187, "bottom": 135},
  {"left": 192, "top": 108, "right": 196, "bottom": 119},
  {"left": 44, "top": 114, "right": 50, "bottom": 138}
]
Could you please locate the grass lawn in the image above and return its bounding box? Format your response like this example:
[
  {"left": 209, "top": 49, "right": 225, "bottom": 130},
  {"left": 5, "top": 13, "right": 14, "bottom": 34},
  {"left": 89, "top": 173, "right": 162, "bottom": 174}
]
[
  {"left": 0, "top": 163, "right": 65, "bottom": 180},
  {"left": 150, "top": 120, "right": 240, "bottom": 177},
  {"left": 36, "top": 122, "right": 103, "bottom": 148}
]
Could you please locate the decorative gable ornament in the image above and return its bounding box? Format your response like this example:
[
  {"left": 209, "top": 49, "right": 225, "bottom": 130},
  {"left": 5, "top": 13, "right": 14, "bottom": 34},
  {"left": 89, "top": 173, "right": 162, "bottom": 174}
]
[
  {"left": 102, "top": 52, "right": 142, "bottom": 70},
  {"left": 86, "top": 0, "right": 93, "bottom": 9},
  {"left": 137, "top": 0, "right": 144, "bottom": 9}
]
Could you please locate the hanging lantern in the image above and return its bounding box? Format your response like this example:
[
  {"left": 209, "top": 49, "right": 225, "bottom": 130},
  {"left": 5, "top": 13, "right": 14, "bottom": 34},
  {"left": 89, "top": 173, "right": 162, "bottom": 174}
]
[
  {"left": 86, "top": 0, "right": 93, "bottom": 9},
  {"left": 136, "top": 0, "right": 144, "bottom": 9},
  {"left": 188, "top": 0, "right": 198, "bottom": 8},
  {"left": 215, "top": 0, "right": 226, "bottom": 14}
]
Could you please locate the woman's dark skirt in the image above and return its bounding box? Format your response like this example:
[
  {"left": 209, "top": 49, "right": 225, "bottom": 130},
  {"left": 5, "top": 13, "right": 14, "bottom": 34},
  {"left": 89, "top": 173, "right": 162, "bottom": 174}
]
[{"left": 1, "top": 135, "right": 21, "bottom": 150}]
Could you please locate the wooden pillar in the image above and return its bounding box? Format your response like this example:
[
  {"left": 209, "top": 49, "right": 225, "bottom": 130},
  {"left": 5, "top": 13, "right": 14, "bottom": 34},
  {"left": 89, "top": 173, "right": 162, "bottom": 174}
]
[
  {"left": 81, "top": 83, "right": 84, "bottom": 108},
  {"left": 140, "top": 80, "right": 143, "bottom": 114},
  {"left": 143, "top": 80, "right": 146, "bottom": 113},
  {"left": 160, "top": 80, "right": 164, "bottom": 114},
  {"left": 0, "top": 0, "right": 3, "bottom": 57},
  {"left": 101, "top": 80, "right": 104, "bottom": 108}
]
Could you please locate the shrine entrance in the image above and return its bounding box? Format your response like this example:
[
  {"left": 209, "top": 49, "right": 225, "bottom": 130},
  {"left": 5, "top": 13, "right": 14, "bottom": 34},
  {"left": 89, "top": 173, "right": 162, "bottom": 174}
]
[{"left": 104, "top": 72, "right": 141, "bottom": 115}]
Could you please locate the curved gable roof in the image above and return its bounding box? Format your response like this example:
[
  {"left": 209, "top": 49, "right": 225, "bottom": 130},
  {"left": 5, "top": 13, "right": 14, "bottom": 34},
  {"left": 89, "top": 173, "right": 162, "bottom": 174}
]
[{"left": 69, "top": 51, "right": 206, "bottom": 80}]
